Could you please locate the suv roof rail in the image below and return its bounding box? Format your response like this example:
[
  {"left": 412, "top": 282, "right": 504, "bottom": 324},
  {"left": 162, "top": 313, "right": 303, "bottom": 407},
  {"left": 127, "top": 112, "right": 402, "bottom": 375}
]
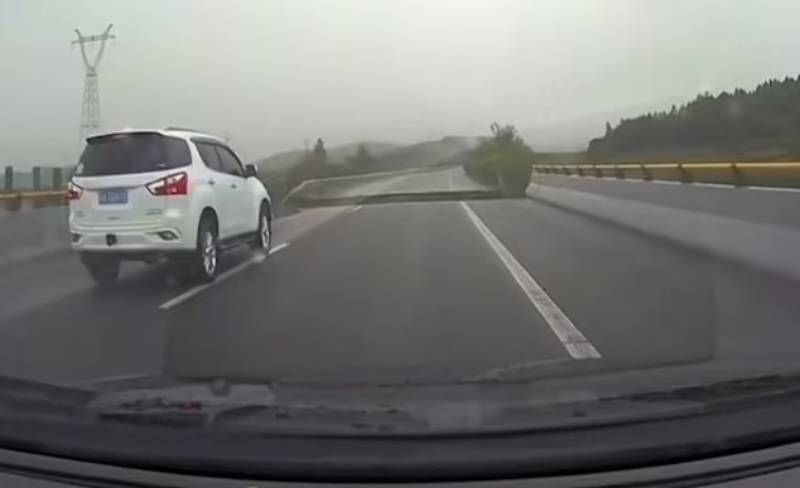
[{"left": 164, "top": 126, "right": 205, "bottom": 133}]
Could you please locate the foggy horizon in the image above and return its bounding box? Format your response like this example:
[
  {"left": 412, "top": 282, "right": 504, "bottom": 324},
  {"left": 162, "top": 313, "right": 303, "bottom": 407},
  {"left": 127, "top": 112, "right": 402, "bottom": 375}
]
[{"left": 3, "top": 0, "right": 800, "bottom": 169}]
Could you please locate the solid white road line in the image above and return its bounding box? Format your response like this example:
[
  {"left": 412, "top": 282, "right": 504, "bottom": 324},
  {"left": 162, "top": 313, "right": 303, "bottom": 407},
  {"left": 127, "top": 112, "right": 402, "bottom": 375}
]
[
  {"left": 159, "top": 242, "right": 290, "bottom": 310},
  {"left": 745, "top": 184, "right": 800, "bottom": 193},
  {"left": 459, "top": 202, "right": 601, "bottom": 360},
  {"left": 349, "top": 205, "right": 363, "bottom": 212}
]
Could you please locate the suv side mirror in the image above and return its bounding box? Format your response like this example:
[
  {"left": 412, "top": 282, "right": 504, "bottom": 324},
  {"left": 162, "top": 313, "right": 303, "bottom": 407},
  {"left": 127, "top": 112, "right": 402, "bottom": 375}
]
[{"left": 244, "top": 164, "right": 259, "bottom": 178}]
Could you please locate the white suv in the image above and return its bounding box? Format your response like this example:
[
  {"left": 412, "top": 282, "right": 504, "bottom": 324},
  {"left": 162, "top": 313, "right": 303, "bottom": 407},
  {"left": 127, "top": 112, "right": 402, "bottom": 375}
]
[{"left": 68, "top": 128, "right": 272, "bottom": 286}]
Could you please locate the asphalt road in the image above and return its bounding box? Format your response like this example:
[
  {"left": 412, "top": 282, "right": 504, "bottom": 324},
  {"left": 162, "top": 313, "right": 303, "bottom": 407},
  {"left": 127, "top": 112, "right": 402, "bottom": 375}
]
[{"left": 1, "top": 167, "right": 799, "bottom": 387}]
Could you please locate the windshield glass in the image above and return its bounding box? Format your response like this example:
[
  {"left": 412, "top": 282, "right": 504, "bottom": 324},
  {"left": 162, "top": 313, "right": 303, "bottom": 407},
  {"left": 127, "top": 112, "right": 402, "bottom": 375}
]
[
  {"left": 75, "top": 133, "right": 191, "bottom": 176},
  {"left": 3, "top": 0, "right": 800, "bottom": 479}
]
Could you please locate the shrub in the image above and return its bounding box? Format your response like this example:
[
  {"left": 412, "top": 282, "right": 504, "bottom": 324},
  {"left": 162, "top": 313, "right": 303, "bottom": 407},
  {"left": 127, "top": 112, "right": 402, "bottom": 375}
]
[{"left": 463, "top": 124, "right": 534, "bottom": 196}]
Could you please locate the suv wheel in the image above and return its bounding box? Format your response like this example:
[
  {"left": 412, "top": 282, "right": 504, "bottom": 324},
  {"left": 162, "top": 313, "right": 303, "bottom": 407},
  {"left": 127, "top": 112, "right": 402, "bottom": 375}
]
[
  {"left": 252, "top": 204, "right": 272, "bottom": 252},
  {"left": 83, "top": 255, "right": 120, "bottom": 287},
  {"left": 185, "top": 216, "right": 218, "bottom": 283}
]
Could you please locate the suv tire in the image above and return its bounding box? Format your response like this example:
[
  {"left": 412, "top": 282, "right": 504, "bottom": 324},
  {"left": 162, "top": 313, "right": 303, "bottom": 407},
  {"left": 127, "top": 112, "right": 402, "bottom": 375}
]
[
  {"left": 252, "top": 203, "right": 272, "bottom": 253},
  {"left": 186, "top": 216, "right": 218, "bottom": 283}
]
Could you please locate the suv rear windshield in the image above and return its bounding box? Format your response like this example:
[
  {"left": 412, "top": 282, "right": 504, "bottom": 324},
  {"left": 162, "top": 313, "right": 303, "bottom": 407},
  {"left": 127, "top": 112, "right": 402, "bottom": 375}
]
[{"left": 75, "top": 133, "right": 191, "bottom": 176}]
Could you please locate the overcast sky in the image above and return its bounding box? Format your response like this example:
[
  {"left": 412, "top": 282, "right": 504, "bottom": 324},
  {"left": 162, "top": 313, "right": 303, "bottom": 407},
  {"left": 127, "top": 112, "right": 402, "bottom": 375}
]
[{"left": 2, "top": 0, "right": 800, "bottom": 168}]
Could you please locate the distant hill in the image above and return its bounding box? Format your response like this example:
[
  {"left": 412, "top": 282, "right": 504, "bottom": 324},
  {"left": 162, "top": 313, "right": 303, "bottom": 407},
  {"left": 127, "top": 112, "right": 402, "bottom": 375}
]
[
  {"left": 256, "top": 137, "right": 479, "bottom": 175},
  {"left": 588, "top": 75, "right": 800, "bottom": 162},
  {"left": 254, "top": 149, "right": 306, "bottom": 175},
  {"left": 327, "top": 142, "right": 399, "bottom": 165},
  {"left": 521, "top": 97, "right": 688, "bottom": 153},
  {"left": 255, "top": 142, "right": 399, "bottom": 174},
  {"left": 523, "top": 120, "right": 604, "bottom": 153},
  {"left": 370, "top": 136, "right": 481, "bottom": 171}
]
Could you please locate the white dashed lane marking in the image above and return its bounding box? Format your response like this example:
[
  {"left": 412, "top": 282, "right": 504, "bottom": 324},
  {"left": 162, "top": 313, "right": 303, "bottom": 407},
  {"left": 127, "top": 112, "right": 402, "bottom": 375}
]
[
  {"left": 459, "top": 202, "right": 600, "bottom": 360},
  {"left": 159, "top": 242, "right": 289, "bottom": 310}
]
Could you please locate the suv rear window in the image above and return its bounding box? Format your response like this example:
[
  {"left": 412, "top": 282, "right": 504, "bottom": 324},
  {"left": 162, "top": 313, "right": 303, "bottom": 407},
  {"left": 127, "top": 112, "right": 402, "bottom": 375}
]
[{"left": 75, "top": 133, "right": 191, "bottom": 176}]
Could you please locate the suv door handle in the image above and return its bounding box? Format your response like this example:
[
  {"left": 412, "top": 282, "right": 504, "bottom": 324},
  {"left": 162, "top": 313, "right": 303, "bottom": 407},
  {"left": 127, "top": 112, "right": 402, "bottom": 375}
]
[
  {"left": 231, "top": 184, "right": 238, "bottom": 189},
  {"left": 208, "top": 179, "right": 216, "bottom": 186}
]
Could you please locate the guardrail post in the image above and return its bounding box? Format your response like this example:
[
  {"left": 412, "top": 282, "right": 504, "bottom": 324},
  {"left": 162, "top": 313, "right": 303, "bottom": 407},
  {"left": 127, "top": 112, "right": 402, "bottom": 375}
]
[
  {"left": 3, "top": 166, "right": 13, "bottom": 192},
  {"left": 594, "top": 165, "right": 601, "bottom": 178},
  {"left": 32, "top": 166, "right": 41, "bottom": 191},
  {"left": 614, "top": 164, "right": 624, "bottom": 179},
  {"left": 677, "top": 163, "right": 691, "bottom": 183},
  {"left": 52, "top": 167, "right": 63, "bottom": 190},
  {"left": 641, "top": 163, "right": 651, "bottom": 181},
  {"left": 576, "top": 166, "right": 584, "bottom": 176},
  {"left": 731, "top": 163, "right": 745, "bottom": 187}
]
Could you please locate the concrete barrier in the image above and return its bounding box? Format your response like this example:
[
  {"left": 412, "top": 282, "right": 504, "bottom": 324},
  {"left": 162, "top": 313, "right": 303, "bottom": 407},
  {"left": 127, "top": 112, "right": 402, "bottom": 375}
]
[
  {"left": 527, "top": 174, "right": 800, "bottom": 282},
  {"left": 283, "top": 167, "right": 446, "bottom": 207},
  {"left": 531, "top": 174, "right": 800, "bottom": 229},
  {"left": 0, "top": 205, "right": 70, "bottom": 269}
]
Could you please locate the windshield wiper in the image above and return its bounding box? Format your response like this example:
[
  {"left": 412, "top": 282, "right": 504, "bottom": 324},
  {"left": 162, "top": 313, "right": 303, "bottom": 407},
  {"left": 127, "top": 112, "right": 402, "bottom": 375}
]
[
  {"left": 0, "top": 376, "right": 92, "bottom": 424},
  {"left": 627, "top": 374, "right": 800, "bottom": 405},
  {"left": 6, "top": 373, "right": 800, "bottom": 437}
]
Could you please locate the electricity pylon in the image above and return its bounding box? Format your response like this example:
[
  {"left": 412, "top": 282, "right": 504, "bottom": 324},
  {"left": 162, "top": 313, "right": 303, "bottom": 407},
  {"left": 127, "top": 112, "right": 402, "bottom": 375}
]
[{"left": 72, "top": 24, "right": 115, "bottom": 140}]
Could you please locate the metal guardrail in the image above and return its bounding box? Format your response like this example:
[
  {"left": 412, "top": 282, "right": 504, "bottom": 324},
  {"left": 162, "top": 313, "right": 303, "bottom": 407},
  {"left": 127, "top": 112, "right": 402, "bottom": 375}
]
[
  {"left": 4, "top": 161, "right": 800, "bottom": 211},
  {"left": 0, "top": 191, "right": 65, "bottom": 211},
  {"left": 532, "top": 162, "right": 800, "bottom": 189},
  {"left": 1, "top": 164, "right": 71, "bottom": 210}
]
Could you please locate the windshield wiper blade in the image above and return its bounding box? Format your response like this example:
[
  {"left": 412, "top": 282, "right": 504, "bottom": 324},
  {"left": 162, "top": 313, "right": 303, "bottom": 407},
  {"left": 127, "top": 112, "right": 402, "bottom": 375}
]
[
  {"left": 0, "top": 376, "right": 92, "bottom": 422},
  {"left": 626, "top": 374, "right": 800, "bottom": 405}
]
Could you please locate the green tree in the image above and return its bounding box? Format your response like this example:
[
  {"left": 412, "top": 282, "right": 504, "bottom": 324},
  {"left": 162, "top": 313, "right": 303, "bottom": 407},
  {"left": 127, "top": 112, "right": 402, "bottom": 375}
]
[
  {"left": 348, "top": 143, "right": 373, "bottom": 169},
  {"left": 588, "top": 75, "right": 800, "bottom": 161},
  {"left": 312, "top": 138, "right": 327, "bottom": 164}
]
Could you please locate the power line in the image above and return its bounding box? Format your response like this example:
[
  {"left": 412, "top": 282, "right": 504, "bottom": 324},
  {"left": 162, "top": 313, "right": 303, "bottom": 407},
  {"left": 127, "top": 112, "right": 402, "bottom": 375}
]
[{"left": 72, "top": 24, "right": 115, "bottom": 140}]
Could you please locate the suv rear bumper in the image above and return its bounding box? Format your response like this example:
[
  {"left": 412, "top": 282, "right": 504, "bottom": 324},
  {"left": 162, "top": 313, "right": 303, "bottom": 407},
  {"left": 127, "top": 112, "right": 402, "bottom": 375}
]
[{"left": 70, "top": 220, "right": 196, "bottom": 253}]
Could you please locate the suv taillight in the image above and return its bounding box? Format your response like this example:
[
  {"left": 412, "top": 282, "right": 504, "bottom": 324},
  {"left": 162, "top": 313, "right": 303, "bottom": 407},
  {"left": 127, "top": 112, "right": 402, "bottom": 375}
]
[
  {"left": 146, "top": 172, "right": 188, "bottom": 196},
  {"left": 66, "top": 181, "right": 83, "bottom": 200}
]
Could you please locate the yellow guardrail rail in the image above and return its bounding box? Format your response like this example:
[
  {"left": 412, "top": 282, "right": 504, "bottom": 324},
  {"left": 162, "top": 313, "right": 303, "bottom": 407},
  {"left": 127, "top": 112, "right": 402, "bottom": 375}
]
[
  {"left": 532, "top": 162, "right": 800, "bottom": 189},
  {"left": 0, "top": 190, "right": 65, "bottom": 211},
  {"left": 0, "top": 190, "right": 65, "bottom": 200}
]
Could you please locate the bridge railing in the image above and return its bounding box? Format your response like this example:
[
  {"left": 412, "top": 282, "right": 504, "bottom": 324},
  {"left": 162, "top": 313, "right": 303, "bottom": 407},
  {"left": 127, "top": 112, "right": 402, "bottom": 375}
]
[
  {"left": 532, "top": 162, "right": 800, "bottom": 189},
  {"left": 1, "top": 165, "right": 72, "bottom": 211}
]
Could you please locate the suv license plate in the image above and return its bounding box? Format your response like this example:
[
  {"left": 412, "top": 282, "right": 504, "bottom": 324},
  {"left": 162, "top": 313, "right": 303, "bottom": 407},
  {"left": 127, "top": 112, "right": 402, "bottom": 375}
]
[{"left": 98, "top": 189, "right": 128, "bottom": 205}]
